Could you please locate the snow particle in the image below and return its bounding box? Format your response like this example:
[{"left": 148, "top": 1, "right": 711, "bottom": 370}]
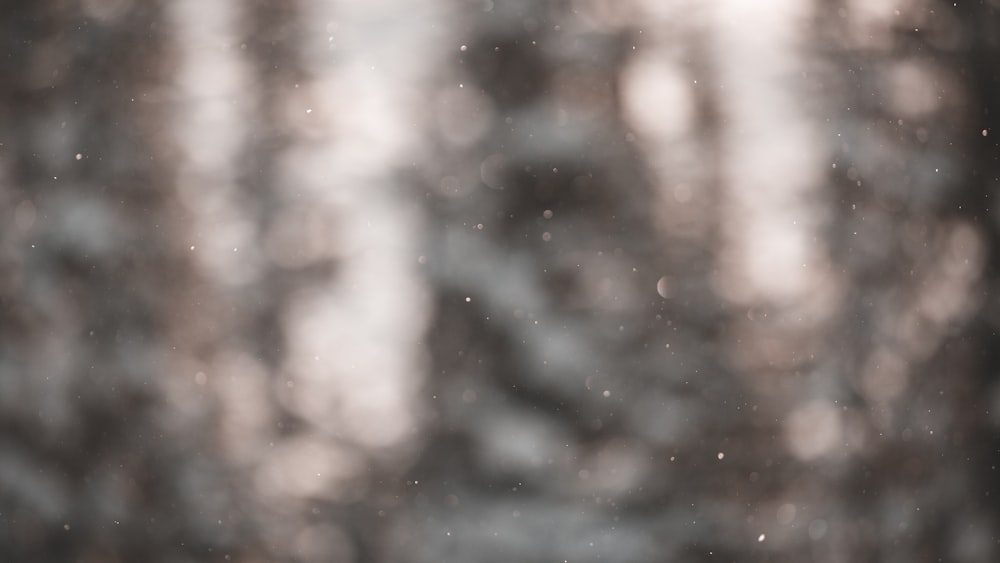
[
  {"left": 656, "top": 276, "right": 671, "bottom": 299},
  {"left": 808, "top": 519, "right": 828, "bottom": 540},
  {"left": 717, "top": 452, "right": 725, "bottom": 460},
  {"left": 758, "top": 533, "right": 766, "bottom": 542},
  {"left": 777, "top": 503, "right": 797, "bottom": 525}
]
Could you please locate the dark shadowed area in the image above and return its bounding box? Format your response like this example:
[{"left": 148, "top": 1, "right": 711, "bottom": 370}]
[{"left": 2, "top": 0, "right": 999, "bottom": 561}]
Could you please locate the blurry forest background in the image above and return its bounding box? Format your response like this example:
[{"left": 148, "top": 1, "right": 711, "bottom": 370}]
[{"left": 2, "top": 0, "right": 1000, "bottom": 561}]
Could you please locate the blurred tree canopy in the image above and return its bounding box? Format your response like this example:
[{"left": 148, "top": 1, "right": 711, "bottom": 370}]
[{"left": 1, "top": 0, "right": 999, "bottom": 562}]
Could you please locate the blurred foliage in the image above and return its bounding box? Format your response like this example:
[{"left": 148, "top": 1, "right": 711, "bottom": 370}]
[{"left": 1, "top": 0, "right": 999, "bottom": 562}]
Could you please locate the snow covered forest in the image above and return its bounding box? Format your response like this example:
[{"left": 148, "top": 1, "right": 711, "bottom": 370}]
[{"left": 2, "top": 0, "right": 999, "bottom": 561}]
